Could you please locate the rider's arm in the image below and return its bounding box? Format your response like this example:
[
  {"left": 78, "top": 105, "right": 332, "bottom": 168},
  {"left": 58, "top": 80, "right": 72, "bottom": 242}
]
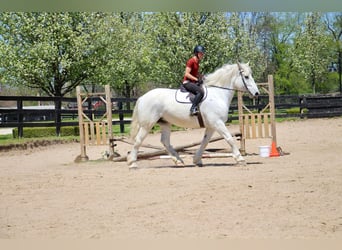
[{"left": 184, "top": 66, "right": 198, "bottom": 82}]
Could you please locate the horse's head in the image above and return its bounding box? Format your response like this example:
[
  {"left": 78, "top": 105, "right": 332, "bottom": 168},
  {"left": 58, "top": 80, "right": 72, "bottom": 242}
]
[{"left": 234, "top": 62, "right": 259, "bottom": 97}]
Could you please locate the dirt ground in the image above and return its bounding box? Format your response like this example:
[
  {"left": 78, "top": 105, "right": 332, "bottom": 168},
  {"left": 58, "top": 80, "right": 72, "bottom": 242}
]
[{"left": 0, "top": 117, "right": 342, "bottom": 239}]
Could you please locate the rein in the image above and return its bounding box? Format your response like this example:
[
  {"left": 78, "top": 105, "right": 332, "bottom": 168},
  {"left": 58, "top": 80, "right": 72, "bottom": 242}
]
[{"left": 206, "top": 85, "right": 235, "bottom": 91}]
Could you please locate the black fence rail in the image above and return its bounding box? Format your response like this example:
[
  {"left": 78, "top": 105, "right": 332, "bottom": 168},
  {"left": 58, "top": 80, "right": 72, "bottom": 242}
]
[
  {"left": 299, "top": 95, "right": 342, "bottom": 118},
  {"left": 229, "top": 94, "right": 342, "bottom": 120},
  {"left": 229, "top": 94, "right": 304, "bottom": 120},
  {"left": 1, "top": 94, "right": 342, "bottom": 137},
  {"left": 0, "top": 96, "right": 137, "bottom": 137}
]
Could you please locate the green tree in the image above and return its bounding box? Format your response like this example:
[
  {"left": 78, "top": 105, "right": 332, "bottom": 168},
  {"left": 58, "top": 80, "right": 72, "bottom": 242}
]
[
  {"left": 1, "top": 12, "right": 339, "bottom": 98},
  {"left": 92, "top": 12, "right": 153, "bottom": 97},
  {"left": 227, "top": 12, "right": 266, "bottom": 82},
  {"left": 263, "top": 13, "right": 307, "bottom": 94},
  {"left": 325, "top": 12, "right": 342, "bottom": 93},
  {"left": 0, "top": 12, "right": 109, "bottom": 97},
  {"left": 146, "top": 12, "right": 233, "bottom": 88},
  {"left": 291, "top": 12, "right": 331, "bottom": 93}
]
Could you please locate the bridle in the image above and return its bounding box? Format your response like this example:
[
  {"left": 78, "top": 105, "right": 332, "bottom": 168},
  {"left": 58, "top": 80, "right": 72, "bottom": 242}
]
[
  {"left": 237, "top": 63, "right": 254, "bottom": 96},
  {"left": 207, "top": 63, "right": 254, "bottom": 96}
]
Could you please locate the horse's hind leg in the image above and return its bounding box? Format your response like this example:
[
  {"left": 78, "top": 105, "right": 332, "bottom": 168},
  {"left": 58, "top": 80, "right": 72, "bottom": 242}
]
[
  {"left": 127, "top": 126, "right": 151, "bottom": 169},
  {"left": 160, "top": 122, "right": 184, "bottom": 166},
  {"left": 193, "top": 128, "right": 214, "bottom": 167}
]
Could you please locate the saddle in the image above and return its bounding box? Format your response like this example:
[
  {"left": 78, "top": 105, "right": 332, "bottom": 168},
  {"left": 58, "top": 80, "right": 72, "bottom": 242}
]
[
  {"left": 175, "top": 84, "right": 207, "bottom": 127},
  {"left": 175, "top": 84, "right": 207, "bottom": 104}
]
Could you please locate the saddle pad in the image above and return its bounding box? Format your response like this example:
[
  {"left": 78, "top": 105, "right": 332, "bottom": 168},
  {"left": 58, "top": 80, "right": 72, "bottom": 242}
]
[{"left": 175, "top": 86, "right": 207, "bottom": 104}]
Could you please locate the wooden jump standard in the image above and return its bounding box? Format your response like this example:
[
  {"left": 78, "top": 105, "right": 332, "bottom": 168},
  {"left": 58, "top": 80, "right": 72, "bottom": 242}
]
[
  {"left": 75, "top": 85, "right": 117, "bottom": 162},
  {"left": 238, "top": 75, "right": 277, "bottom": 155}
]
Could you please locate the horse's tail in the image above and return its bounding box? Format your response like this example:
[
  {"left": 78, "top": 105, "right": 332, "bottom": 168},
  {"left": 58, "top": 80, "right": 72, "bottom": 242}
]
[{"left": 129, "top": 99, "right": 140, "bottom": 140}]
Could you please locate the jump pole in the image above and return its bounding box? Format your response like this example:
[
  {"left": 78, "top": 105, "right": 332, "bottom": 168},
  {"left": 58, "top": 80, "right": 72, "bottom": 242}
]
[{"left": 113, "top": 132, "right": 242, "bottom": 162}]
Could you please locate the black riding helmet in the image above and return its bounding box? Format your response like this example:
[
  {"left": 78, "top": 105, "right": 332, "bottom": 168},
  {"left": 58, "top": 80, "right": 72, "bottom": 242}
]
[{"left": 194, "top": 45, "right": 205, "bottom": 55}]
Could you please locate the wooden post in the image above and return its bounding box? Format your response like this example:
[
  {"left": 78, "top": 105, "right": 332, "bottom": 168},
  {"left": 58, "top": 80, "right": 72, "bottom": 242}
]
[
  {"left": 76, "top": 86, "right": 89, "bottom": 162},
  {"left": 105, "top": 85, "right": 114, "bottom": 155},
  {"left": 237, "top": 91, "right": 246, "bottom": 155},
  {"left": 268, "top": 75, "right": 277, "bottom": 147}
]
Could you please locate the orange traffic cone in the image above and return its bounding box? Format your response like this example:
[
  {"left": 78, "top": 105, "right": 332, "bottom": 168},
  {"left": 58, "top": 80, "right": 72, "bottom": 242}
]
[{"left": 269, "top": 141, "right": 280, "bottom": 157}]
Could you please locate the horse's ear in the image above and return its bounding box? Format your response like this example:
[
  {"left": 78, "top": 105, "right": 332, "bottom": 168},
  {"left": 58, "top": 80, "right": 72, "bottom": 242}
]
[
  {"left": 237, "top": 61, "right": 242, "bottom": 70},
  {"left": 246, "top": 61, "right": 250, "bottom": 66}
]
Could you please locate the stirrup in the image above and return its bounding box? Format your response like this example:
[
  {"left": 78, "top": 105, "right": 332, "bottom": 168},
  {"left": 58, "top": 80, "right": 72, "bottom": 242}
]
[{"left": 190, "top": 107, "right": 199, "bottom": 116}]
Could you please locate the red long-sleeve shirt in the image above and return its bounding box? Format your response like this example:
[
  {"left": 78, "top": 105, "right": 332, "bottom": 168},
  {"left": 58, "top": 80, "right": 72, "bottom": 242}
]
[{"left": 183, "top": 57, "right": 199, "bottom": 82}]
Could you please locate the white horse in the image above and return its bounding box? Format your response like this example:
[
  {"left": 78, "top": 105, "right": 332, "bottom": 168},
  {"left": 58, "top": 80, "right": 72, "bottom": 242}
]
[{"left": 127, "top": 63, "right": 259, "bottom": 169}]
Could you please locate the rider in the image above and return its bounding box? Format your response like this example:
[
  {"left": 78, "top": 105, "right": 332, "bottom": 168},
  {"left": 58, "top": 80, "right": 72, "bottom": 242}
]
[{"left": 183, "top": 45, "right": 205, "bottom": 116}]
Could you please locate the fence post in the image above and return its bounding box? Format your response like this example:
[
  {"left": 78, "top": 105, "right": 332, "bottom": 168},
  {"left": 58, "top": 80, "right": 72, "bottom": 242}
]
[
  {"left": 299, "top": 95, "right": 306, "bottom": 119},
  {"left": 118, "top": 101, "right": 124, "bottom": 133},
  {"left": 17, "top": 99, "right": 23, "bottom": 138},
  {"left": 54, "top": 98, "right": 62, "bottom": 136}
]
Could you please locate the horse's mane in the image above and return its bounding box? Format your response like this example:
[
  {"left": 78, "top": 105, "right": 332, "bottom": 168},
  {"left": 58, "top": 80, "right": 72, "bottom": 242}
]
[{"left": 203, "top": 63, "right": 238, "bottom": 87}]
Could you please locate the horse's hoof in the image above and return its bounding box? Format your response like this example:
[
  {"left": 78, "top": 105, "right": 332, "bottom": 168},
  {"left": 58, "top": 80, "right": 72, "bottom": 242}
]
[
  {"left": 194, "top": 160, "right": 203, "bottom": 167},
  {"left": 129, "top": 162, "right": 138, "bottom": 170},
  {"left": 237, "top": 160, "right": 247, "bottom": 166},
  {"left": 175, "top": 160, "right": 185, "bottom": 167}
]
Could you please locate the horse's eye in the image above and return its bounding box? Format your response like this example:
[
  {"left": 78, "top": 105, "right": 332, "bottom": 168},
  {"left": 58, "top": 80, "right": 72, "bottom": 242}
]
[{"left": 244, "top": 75, "right": 249, "bottom": 80}]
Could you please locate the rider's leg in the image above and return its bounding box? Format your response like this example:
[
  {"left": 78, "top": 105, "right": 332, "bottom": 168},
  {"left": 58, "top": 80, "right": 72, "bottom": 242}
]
[
  {"left": 183, "top": 82, "right": 204, "bottom": 115},
  {"left": 190, "top": 93, "right": 202, "bottom": 115}
]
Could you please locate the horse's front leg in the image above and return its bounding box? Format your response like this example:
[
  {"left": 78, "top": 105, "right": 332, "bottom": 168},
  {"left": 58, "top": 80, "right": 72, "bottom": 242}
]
[
  {"left": 160, "top": 122, "right": 184, "bottom": 166},
  {"left": 193, "top": 128, "right": 214, "bottom": 167},
  {"left": 227, "top": 137, "right": 246, "bottom": 165},
  {"left": 215, "top": 122, "right": 246, "bottom": 166}
]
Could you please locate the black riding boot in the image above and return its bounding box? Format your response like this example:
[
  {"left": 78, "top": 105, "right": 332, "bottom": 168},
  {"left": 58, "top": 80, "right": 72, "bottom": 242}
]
[{"left": 190, "top": 93, "right": 202, "bottom": 116}]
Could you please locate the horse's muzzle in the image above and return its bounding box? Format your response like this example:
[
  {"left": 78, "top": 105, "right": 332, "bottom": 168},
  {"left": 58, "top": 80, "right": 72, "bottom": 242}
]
[{"left": 250, "top": 91, "right": 259, "bottom": 99}]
